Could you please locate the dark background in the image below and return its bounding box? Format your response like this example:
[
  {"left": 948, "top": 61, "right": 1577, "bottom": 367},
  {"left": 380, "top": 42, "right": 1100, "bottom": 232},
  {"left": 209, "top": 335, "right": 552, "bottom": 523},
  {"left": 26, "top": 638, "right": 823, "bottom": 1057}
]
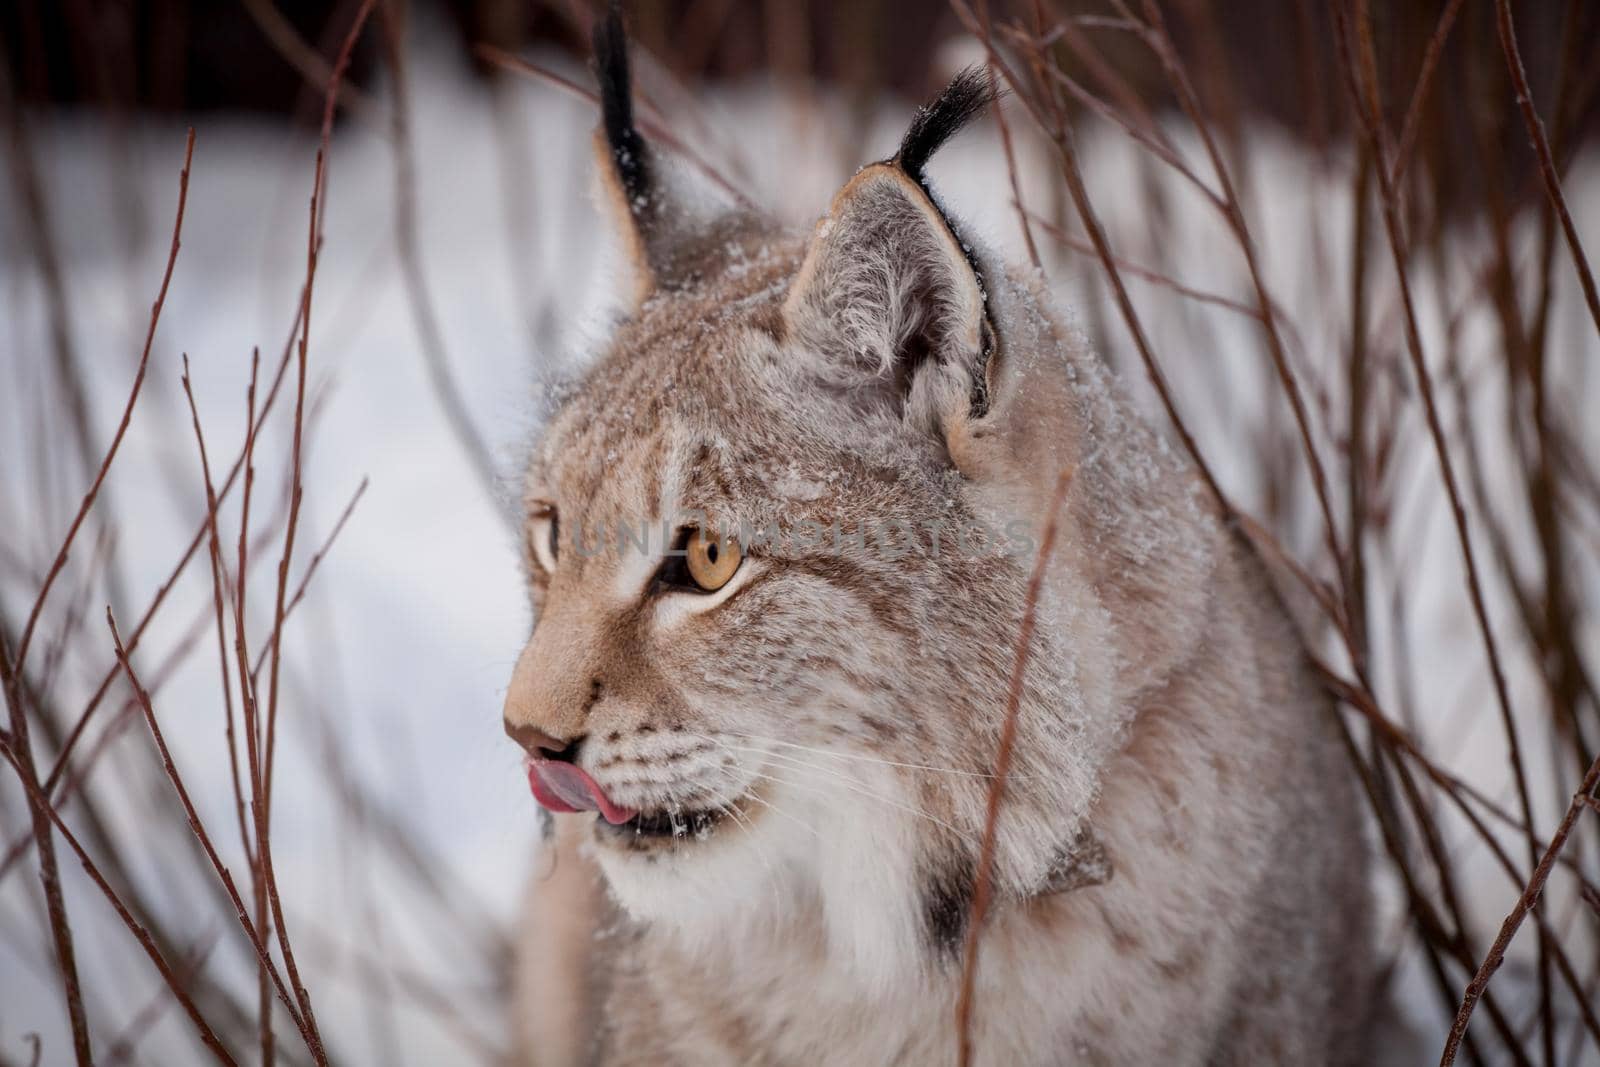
[{"left": 4, "top": 1, "right": 1598, "bottom": 217}]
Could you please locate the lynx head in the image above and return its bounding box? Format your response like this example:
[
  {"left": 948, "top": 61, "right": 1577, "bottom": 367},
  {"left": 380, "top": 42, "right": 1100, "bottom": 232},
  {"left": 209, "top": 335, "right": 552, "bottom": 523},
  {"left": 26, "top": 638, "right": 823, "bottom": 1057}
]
[{"left": 503, "top": 9, "right": 1219, "bottom": 985}]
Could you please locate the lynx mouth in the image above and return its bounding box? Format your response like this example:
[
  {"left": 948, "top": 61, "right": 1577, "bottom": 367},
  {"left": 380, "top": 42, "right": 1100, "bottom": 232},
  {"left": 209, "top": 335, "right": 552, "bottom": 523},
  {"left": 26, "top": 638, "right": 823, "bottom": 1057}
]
[
  {"left": 597, "top": 806, "right": 729, "bottom": 842},
  {"left": 526, "top": 758, "right": 638, "bottom": 824},
  {"left": 526, "top": 758, "right": 745, "bottom": 846}
]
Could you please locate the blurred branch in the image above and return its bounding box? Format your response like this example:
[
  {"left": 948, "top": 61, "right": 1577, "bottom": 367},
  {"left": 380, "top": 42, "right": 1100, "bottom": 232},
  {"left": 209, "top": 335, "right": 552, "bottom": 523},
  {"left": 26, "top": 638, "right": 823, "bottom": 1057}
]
[
  {"left": 0, "top": 125, "right": 195, "bottom": 1067},
  {"left": 1335, "top": 0, "right": 1540, "bottom": 901},
  {"left": 476, "top": 43, "right": 754, "bottom": 207},
  {"left": 107, "top": 612, "right": 320, "bottom": 1061},
  {"left": 376, "top": 1, "right": 503, "bottom": 514},
  {"left": 953, "top": 0, "right": 1233, "bottom": 522},
  {"left": 0, "top": 40, "right": 130, "bottom": 618},
  {"left": 1492, "top": 0, "right": 1600, "bottom": 342},
  {"left": 237, "top": 0, "right": 381, "bottom": 123},
  {"left": 0, "top": 629, "right": 92, "bottom": 1065},
  {"left": 0, "top": 736, "right": 237, "bottom": 1065}
]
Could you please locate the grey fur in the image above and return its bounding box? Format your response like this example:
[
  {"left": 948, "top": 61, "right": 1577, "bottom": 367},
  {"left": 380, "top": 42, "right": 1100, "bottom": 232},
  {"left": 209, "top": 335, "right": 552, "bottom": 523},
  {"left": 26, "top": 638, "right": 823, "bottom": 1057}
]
[{"left": 504, "top": 75, "right": 1376, "bottom": 1067}]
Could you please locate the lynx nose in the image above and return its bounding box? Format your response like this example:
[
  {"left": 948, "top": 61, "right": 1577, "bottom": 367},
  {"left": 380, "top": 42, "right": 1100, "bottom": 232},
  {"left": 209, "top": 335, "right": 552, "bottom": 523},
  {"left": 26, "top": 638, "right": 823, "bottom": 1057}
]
[{"left": 505, "top": 720, "right": 582, "bottom": 763}]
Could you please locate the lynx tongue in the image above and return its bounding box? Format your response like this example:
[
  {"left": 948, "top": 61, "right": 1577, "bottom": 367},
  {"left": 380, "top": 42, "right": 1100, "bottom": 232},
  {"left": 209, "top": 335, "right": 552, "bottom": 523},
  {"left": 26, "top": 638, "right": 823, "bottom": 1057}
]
[{"left": 527, "top": 760, "right": 637, "bottom": 825}]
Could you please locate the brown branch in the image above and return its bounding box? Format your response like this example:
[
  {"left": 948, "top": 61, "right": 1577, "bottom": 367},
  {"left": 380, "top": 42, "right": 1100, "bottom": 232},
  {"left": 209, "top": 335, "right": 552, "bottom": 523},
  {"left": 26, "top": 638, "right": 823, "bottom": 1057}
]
[
  {"left": 972, "top": 1, "right": 1040, "bottom": 272},
  {"left": 179, "top": 358, "right": 257, "bottom": 886},
  {"left": 0, "top": 736, "right": 235, "bottom": 1065},
  {"left": 0, "top": 127, "right": 195, "bottom": 1067},
  {"left": 952, "top": 0, "right": 1233, "bottom": 522},
  {"left": 1334, "top": 0, "right": 1541, "bottom": 926},
  {"left": 1391, "top": 0, "right": 1465, "bottom": 184},
  {"left": 231, "top": 348, "right": 275, "bottom": 1067},
  {"left": 40, "top": 290, "right": 308, "bottom": 800},
  {"left": 1441, "top": 755, "right": 1600, "bottom": 1065},
  {"left": 955, "top": 465, "right": 1075, "bottom": 1066},
  {"left": 1025, "top": 208, "right": 1271, "bottom": 321},
  {"left": 475, "top": 44, "right": 753, "bottom": 208},
  {"left": 12, "top": 126, "right": 194, "bottom": 675},
  {"left": 237, "top": 0, "right": 380, "bottom": 122},
  {"left": 0, "top": 426, "right": 296, "bottom": 889},
  {"left": 1492, "top": 0, "right": 1600, "bottom": 341},
  {"left": 376, "top": 1, "right": 501, "bottom": 507},
  {"left": 0, "top": 631, "right": 92, "bottom": 1066},
  {"left": 105, "top": 612, "right": 317, "bottom": 1054},
  {"left": 1129, "top": 0, "right": 1350, "bottom": 606},
  {"left": 258, "top": 8, "right": 378, "bottom": 1061},
  {"left": 251, "top": 479, "right": 369, "bottom": 683},
  {"left": 1002, "top": 23, "right": 1225, "bottom": 213}
]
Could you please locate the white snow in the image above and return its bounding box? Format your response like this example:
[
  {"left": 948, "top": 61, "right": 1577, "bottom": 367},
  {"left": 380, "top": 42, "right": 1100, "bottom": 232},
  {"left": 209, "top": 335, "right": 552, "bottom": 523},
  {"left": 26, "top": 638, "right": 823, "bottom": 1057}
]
[{"left": 1, "top": 26, "right": 1596, "bottom": 1066}]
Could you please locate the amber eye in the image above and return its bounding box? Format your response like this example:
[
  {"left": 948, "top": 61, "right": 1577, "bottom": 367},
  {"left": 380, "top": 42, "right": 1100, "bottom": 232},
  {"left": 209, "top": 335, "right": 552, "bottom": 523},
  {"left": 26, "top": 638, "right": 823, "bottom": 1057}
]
[{"left": 683, "top": 529, "right": 742, "bottom": 591}]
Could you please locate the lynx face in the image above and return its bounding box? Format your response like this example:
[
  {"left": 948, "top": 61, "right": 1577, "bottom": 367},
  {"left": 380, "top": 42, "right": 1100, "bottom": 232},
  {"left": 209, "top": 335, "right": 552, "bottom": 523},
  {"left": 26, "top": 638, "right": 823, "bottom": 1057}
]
[
  {"left": 510, "top": 260, "right": 1042, "bottom": 962},
  {"left": 504, "top": 57, "right": 1212, "bottom": 980}
]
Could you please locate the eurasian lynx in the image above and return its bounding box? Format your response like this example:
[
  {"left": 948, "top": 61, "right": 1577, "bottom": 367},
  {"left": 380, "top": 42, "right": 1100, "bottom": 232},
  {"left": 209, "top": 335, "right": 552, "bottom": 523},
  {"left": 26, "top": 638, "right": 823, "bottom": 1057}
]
[{"left": 502, "top": 11, "right": 1374, "bottom": 1065}]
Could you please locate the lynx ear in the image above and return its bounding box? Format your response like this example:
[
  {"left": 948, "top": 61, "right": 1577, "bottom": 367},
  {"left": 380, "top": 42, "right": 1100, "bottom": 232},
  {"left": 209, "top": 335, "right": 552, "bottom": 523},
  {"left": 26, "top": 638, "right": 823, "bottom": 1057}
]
[
  {"left": 783, "top": 69, "right": 998, "bottom": 428},
  {"left": 591, "top": 6, "right": 746, "bottom": 306}
]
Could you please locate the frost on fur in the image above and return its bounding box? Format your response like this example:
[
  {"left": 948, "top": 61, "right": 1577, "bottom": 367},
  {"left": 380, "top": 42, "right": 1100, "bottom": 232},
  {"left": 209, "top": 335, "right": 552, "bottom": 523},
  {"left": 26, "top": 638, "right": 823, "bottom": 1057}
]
[{"left": 506, "top": 26, "right": 1376, "bottom": 1067}]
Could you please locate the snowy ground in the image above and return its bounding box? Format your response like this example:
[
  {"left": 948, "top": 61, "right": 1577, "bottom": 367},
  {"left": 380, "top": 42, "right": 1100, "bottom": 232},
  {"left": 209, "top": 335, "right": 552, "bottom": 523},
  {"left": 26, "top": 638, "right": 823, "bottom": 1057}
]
[{"left": 2, "top": 25, "right": 1597, "bottom": 1065}]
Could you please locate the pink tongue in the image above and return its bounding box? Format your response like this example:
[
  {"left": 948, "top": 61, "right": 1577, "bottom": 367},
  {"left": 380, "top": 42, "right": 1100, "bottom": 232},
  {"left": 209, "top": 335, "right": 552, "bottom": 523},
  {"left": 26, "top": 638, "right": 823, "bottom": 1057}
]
[{"left": 527, "top": 760, "right": 637, "bottom": 825}]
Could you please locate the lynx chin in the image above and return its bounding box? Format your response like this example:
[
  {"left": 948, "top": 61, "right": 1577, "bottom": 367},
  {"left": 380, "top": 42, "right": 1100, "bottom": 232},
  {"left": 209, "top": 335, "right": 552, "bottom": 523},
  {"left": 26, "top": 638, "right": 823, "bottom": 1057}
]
[{"left": 501, "top": 11, "right": 1375, "bottom": 1065}]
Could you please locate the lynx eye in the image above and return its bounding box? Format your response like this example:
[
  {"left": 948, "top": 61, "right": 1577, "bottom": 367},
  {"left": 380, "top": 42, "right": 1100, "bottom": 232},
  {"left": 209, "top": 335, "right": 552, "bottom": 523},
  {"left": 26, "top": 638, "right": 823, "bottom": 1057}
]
[
  {"left": 528, "top": 510, "right": 559, "bottom": 574},
  {"left": 682, "top": 528, "right": 742, "bottom": 592}
]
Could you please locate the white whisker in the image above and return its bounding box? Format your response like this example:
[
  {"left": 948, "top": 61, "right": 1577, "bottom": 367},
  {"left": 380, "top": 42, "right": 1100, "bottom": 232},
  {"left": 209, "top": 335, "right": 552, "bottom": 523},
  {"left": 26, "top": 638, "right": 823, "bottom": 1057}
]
[
  {"left": 733, "top": 761, "right": 974, "bottom": 845},
  {"left": 716, "top": 798, "right": 782, "bottom": 916},
  {"left": 740, "top": 789, "right": 822, "bottom": 840},
  {"left": 685, "top": 732, "right": 971, "bottom": 842},
  {"left": 722, "top": 731, "right": 1037, "bottom": 781}
]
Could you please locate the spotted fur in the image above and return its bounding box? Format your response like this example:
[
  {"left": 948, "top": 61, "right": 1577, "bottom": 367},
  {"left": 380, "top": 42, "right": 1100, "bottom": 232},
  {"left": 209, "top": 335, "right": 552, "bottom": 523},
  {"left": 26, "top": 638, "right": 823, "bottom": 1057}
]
[{"left": 505, "top": 15, "right": 1375, "bottom": 1065}]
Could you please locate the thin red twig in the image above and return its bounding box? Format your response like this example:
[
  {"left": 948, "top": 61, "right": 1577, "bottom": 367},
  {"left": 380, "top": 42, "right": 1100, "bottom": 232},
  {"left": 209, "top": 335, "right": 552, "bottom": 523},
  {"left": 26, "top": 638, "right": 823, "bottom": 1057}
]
[
  {"left": 1025, "top": 208, "right": 1269, "bottom": 321},
  {"left": 1334, "top": 0, "right": 1540, "bottom": 918},
  {"left": 40, "top": 293, "right": 309, "bottom": 799},
  {"left": 180, "top": 357, "right": 257, "bottom": 883},
  {"left": 475, "top": 44, "right": 753, "bottom": 208},
  {"left": 954, "top": 466, "right": 1075, "bottom": 1066},
  {"left": 0, "top": 127, "right": 196, "bottom": 1067},
  {"left": 106, "top": 613, "right": 315, "bottom": 1049},
  {"left": 0, "top": 739, "right": 236, "bottom": 1065},
  {"left": 1130, "top": 0, "right": 1351, "bottom": 607},
  {"left": 1392, "top": 0, "right": 1466, "bottom": 183},
  {"left": 377, "top": 1, "right": 500, "bottom": 505},
  {"left": 256, "top": 7, "right": 378, "bottom": 1060},
  {"left": 12, "top": 130, "right": 195, "bottom": 674},
  {"left": 1441, "top": 755, "right": 1600, "bottom": 1065},
  {"left": 251, "top": 478, "right": 369, "bottom": 682},
  {"left": 1491, "top": 0, "right": 1600, "bottom": 341},
  {"left": 973, "top": 0, "right": 1041, "bottom": 272},
  {"left": 952, "top": 0, "right": 1232, "bottom": 520}
]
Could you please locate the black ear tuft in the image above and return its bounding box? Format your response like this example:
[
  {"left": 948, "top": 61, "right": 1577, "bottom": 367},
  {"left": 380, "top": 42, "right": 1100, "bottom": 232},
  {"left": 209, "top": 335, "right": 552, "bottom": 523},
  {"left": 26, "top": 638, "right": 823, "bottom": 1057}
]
[
  {"left": 894, "top": 67, "right": 997, "bottom": 185},
  {"left": 591, "top": 2, "right": 648, "bottom": 204}
]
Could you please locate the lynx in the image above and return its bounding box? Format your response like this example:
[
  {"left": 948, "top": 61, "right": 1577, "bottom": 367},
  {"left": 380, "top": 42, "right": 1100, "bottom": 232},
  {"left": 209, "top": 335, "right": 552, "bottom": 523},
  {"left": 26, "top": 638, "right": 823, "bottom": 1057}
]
[{"left": 502, "top": 12, "right": 1374, "bottom": 1065}]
